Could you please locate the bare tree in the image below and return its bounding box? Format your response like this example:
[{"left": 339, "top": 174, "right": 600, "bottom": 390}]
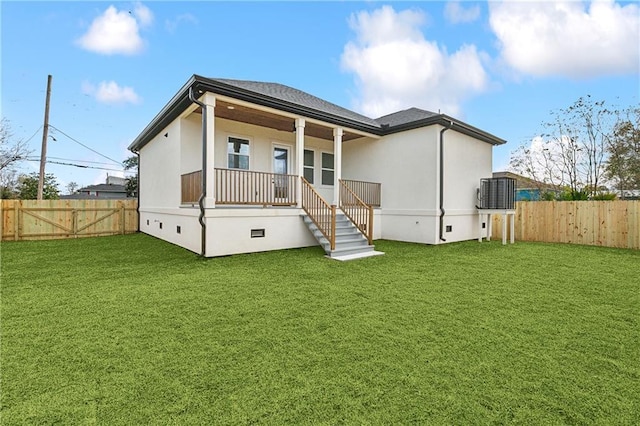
[
  {"left": 510, "top": 96, "right": 618, "bottom": 199},
  {"left": 1, "top": 118, "right": 32, "bottom": 198},
  {"left": 66, "top": 181, "right": 79, "bottom": 195},
  {"left": 1, "top": 118, "right": 31, "bottom": 171}
]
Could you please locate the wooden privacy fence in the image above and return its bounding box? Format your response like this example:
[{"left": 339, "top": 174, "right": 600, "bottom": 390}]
[
  {"left": 491, "top": 201, "right": 640, "bottom": 249},
  {"left": 1, "top": 199, "right": 138, "bottom": 241}
]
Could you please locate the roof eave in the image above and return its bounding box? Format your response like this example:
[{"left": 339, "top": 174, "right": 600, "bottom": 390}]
[
  {"left": 128, "top": 76, "right": 198, "bottom": 152},
  {"left": 382, "top": 114, "right": 506, "bottom": 145},
  {"left": 129, "top": 75, "right": 383, "bottom": 152},
  {"left": 129, "top": 76, "right": 505, "bottom": 152}
]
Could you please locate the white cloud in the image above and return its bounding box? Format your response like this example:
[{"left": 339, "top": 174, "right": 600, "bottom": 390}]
[
  {"left": 76, "top": 4, "right": 153, "bottom": 55},
  {"left": 165, "top": 13, "right": 198, "bottom": 33},
  {"left": 341, "top": 6, "right": 489, "bottom": 117},
  {"left": 444, "top": 1, "right": 481, "bottom": 24},
  {"left": 81, "top": 80, "right": 96, "bottom": 96},
  {"left": 82, "top": 80, "right": 141, "bottom": 105},
  {"left": 133, "top": 2, "right": 153, "bottom": 27},
  {"left": 489, "top": 0, "right": 640, "bottom": 78}
]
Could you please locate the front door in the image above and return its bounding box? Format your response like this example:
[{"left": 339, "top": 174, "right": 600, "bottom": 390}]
[{"left": 273, "top": 145, "right": 290, "bottom": 200}]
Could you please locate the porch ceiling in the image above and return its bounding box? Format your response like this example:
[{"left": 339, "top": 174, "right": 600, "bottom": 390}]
[{"left": 195, "top": 101, "right": 362, "bottom": 141}]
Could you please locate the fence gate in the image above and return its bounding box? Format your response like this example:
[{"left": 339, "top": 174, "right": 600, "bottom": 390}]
[{"left": 1, "top": 200, "right": 138, "bottom": 241}]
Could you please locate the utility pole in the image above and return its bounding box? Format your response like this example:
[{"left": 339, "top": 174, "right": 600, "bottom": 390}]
[{"left": 37, "top": 74, "right": 52, "bottom": 200}]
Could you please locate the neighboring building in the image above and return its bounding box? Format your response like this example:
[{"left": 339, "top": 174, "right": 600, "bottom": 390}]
[
  {"left": 492, "top": 171, "right": 560, "bottom": 201},
  {"left": 106, "top": 175, "right": 127, "bottom": 186},
  {"left": 129, "top": 75, "right": 506, "bottom": 258},
  {"left": 61, "top": 177, "right": 129, "bottom": 199}
]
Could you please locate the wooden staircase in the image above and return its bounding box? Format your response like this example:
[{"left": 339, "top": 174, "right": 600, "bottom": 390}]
[
  {"left": 302, "top": 211, "right": 380, "bottom": 259},
  {"left": 300, "top": 178, "right": 383, "bottom": 260}
]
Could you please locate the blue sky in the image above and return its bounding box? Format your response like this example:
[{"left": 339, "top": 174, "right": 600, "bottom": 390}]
[{"left": 2, "top": 1, "right": 638, "bottom": 191}]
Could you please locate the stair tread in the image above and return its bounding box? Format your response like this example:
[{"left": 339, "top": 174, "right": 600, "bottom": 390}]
[
  {"left": 335, "top": 236, "right": 367, "bottom": 243},
  {"left": 330, "top": 245, "right": 375, "bottom": 256},
  {"left": 301, "top": 213, "right": 375, "bottom": 258}
]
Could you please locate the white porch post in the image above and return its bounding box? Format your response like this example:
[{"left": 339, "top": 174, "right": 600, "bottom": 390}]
[
  {"left": 333, "top": 127, "right": 343, "bottom": 205},
  {"left": 295, "top": 118, "right": 305, "bottom": 208},
  {"left": 203, "top": 93, "right": 216, "bottom": 208}
]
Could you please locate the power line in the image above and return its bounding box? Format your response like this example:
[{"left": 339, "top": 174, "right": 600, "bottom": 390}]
[
  {"left": 25, "top": 158, "right": 136, "bottom": 174},
  {"left": 25, "top": 156, "right": 131, "bottom": 168},
  {"left": 21, "top": 125, "right": 44, "bottom": 145},
  {"left": 48, "top": 124, "right": 123, "bottom": 166},
  {"left": 43, "top": 156, "right": 122, "bottom": 166}
]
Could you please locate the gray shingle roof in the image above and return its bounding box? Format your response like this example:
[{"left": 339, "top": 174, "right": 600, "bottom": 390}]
[
  {"left": 211, "top": 78, "right": 381, "bottom": 128},
  {"left": 376, "top": 108, "right": 439, "bottom": 127},
  {"left": 129, "top": 75, "right": 506, "bottom": 151},
  {"left": 60, "top": 193, "right": 100, "bottom": 200},
  {"left": 78, "top": 184, "right": 127, "bottom": 193}
]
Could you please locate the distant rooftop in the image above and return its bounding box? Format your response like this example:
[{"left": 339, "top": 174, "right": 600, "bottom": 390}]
[{"left": 78, "top": 183, "right": 127, "bottom": 193}]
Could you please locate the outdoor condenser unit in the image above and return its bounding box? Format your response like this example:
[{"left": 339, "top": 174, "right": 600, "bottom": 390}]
[{"left": 478, "top": 177, "right": 516, "bottom": 210}]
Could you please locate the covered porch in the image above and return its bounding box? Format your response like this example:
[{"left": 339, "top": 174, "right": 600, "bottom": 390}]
[
  {"left": 178, "top": 91, "right": 382, "bottom": 253},
  {"left": 181, "top": 168, "right": 380, "bottom": 251},
  {"left": 181, "top": 169, "right": 380, "bottom": 209}
]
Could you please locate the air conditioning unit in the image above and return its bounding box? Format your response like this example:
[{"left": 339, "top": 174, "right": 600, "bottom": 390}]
[{"left": 478, "top": 178, "right": 516, "bottom": 210}]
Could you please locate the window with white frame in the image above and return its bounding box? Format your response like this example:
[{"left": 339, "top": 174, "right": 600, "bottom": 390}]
[
  {"left": 321, "top": 152, "right": 334, "bottom": 186},
  {"left": 303, "top": 149, "right": 314, "bottom": 183},
  {"left": 227, "top": 137, "right": 249, "bottom": 169}
]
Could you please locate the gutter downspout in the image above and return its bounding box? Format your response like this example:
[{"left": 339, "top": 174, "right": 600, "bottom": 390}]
[
  {"left": 134, "top": 151, "right": 140, "bottom": 232},
  {"left": 439, "top": 120, "right": 454, "bottom": 242},
  {"left": 188, "top": 87, "right": 207, "bottom": 256}
]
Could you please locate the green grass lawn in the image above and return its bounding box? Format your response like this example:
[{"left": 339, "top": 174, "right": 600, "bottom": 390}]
[{"left": 1, "top": 234, "right": 638, "bottom": 424}]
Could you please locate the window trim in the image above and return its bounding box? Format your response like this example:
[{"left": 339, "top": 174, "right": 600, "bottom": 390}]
[
  {"left": 227, "top": 135, "right": 251, "bottom": 170},
  {"left": 303, "top": 148, "right": 315, "bottom": 184},
  {"left": 320, "top": 151, "right": 335, "bottom": 187}
]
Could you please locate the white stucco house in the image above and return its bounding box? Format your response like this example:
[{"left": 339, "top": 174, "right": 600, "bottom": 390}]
[{"left": 128, "top": 75, "right": 506, "bottom": 259}]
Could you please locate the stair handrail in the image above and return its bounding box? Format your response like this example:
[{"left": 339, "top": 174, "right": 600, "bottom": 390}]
[
  {"left": 301, "top": 177, "right": 336, "bottom": 251},
  {"left": 339, "top": 179, "right": 374, "bottom": 245}
]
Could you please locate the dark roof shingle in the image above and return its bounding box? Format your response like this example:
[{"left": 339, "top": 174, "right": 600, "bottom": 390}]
[
  {"left": 129, "top": 75, "right": 506, "bottom": 151},
  {"left": 78, "top": 184, "right": 127, "bottom": 193},
  {"left": 376, "top": 108, "right": 439, "bottom": 127},
  {"left": 210, "top": 78, "right": 381, "bottom": 128}
]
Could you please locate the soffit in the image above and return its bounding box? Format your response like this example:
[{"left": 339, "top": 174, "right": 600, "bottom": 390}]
[{"left": 196, "top": 100, "right": 361, "bottom": 142}]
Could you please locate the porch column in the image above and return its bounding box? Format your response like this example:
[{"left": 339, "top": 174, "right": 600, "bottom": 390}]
[
  {"left": 295, "top": 118, "right": 305, "bottom": 208},
  {"left": 203, "top": 93, "right": 216, "bottom": 208},
  {"left": 333, "top": 127, "right": 343, "bottom": 205}
]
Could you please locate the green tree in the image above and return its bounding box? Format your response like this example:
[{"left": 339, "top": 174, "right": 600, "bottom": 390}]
[
  {"left": 123, "top": 155, "right": 138, "bottom": 197},
  {"left": 17, "top": 173, "right": 60, "bottom": 199},
  {"left": 605, "top": 107, "right": 640, "bottom": 198}
]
